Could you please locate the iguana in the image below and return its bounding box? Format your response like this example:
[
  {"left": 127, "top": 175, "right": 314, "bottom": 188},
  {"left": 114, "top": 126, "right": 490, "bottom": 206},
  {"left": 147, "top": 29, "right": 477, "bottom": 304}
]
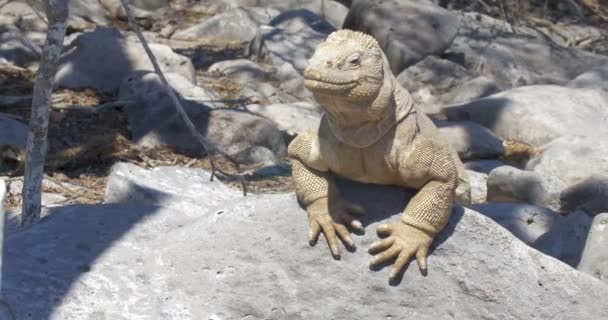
[{"left": 288, "top": 30, "right": 470, "bottom": 280}]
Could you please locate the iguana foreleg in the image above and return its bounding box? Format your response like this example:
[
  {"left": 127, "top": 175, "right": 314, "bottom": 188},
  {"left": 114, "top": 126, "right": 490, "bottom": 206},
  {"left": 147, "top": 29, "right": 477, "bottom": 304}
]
[{"left": 369, "top": 138, "right": 457, "bottom": 279}]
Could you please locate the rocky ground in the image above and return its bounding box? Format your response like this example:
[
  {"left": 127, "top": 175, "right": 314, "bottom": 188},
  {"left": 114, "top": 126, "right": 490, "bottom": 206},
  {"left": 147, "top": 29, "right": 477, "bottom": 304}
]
[{"left": 1, "top": 0, "right": 608, "bottom": 319}]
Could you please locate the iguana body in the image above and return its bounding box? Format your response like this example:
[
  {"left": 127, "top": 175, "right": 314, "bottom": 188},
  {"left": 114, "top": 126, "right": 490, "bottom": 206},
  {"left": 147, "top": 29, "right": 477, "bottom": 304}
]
[{"left": 288, "top": 30, "right": 469, "bottom": 280}]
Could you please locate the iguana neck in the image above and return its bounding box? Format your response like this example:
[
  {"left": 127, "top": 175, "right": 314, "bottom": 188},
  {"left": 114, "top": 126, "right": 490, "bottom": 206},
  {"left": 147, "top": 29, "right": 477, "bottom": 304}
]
[{"left": 321, "top": 78, "right": 414, "bottom": 148}]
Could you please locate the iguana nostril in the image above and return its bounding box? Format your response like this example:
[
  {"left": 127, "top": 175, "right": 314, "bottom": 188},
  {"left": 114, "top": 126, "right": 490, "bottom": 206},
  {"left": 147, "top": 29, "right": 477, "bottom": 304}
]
[{"left": 325, "top": 61, "right": 333, "bottom": 68}]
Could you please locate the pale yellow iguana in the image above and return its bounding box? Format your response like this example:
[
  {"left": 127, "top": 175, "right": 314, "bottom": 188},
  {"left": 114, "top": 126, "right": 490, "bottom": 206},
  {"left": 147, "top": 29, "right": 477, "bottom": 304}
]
[{"left": 288, "top": 30, "right": 470, "bottom": 280}]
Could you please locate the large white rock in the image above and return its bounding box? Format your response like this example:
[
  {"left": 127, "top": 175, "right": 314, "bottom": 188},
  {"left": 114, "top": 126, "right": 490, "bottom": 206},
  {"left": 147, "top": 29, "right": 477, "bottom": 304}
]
[
  {"left": 343, "top": 0, "right": 461, "bottom": 74},
  {"left": 2, "top": 170, "right": 608, "bottom": 319},
  {"left": 578, "top": 212, "right": 608, "bottom": 284},
  {"left": 444, "top": 85, "right": 608, "bottom": 147},
  {"left": 55, "top": 27, "right": 195, "bottom": 93},
  {"left": 246, "top": 101, "right": 322, "bottom": 135}
]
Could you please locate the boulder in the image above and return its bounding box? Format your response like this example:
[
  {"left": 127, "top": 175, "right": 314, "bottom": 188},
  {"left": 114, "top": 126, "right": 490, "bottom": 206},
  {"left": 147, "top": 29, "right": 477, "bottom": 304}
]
[
  {"left": 343, "top": 0, "right": 461, "bottom": 74},
  {"left": 55, "top": 27, "right": 195, "bottom": 93},
  {"left": 119, "top": 71, "right": 286, "bottom": 164},
  {"left": 171, "top": 7, "right": 279, "bottom": 42},
  {"left": 0, "top": 25, "right": 40, "bottom": 67},
  {"left": 486, "top": 165, "right": 558, "bottom": 209},
  {"left": 435, "top": 120, "right": 504, "bottom": 160},
  {"left": 472, "top": 203, "right": 556, "bottom": 245},
  {"left": 533, "top": 210, "right": 593, "bottom": 267},
  {"left": 246, "top": 101, "right": 322, "bottom": 135},
  {"left": 2, "top": 0, "right": 108, "bottom": 31},
  {"left": 578, "top": 212, "right": 608, "bottom": 284},
  {"left": 3, "top": 176, "right": 608, "bottom": 319},
  {"left": 251, "top": 10, "right": 334, "bottom": 100},
  {"left": 119, "top": 71, "right": 220, "bottom": 106},
  {"left": 568, "top": 64, "right": 608, "bottom": 93},
  {"left": 208, "top": 59, "right": 269, "bottom": 82},
  {"left": 105, "top": 162, "right": 241, "bottom": 213},
  {"left": 444, "top": 85, "right": 608, "bottom": 147},
  {"left": 445, "top": 12, "right": 608, "bottom": 88}
]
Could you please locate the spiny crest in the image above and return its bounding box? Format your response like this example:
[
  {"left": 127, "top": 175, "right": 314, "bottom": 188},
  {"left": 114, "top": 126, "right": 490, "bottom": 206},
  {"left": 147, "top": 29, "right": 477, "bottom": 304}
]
[{"left": 326, "top": 29, "right": 379, "bottom": 51}]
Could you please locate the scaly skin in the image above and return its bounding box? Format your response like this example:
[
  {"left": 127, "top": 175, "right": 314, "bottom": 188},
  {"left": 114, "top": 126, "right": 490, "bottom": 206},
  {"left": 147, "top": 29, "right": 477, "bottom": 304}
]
[{"left": 288, "top": 30, "right": 470, "bottom": 280}]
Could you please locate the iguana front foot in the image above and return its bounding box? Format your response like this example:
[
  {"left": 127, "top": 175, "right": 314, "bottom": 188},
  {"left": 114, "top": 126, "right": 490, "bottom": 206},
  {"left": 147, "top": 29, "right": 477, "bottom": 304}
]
[
  {"left": 307, "top": 197, "right": 366, "bottom": 259},
  {"left": 368, "top": 222, "right": 433, "bottom": 280}
]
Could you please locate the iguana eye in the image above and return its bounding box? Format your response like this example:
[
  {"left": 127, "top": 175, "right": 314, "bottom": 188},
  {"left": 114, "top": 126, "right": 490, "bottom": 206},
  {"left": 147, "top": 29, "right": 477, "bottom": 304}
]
[{"left": 348, "top": 54, "right": 361, "bottom": 65}]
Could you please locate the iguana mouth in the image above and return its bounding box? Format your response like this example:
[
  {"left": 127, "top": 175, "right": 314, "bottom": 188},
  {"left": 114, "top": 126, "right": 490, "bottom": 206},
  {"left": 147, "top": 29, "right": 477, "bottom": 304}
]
[
  {"left": 304, "top": 78, "right": 359, "bottom": 91},
  {"left": 303, "top": 68, "right": 359, "bottom": 91}
]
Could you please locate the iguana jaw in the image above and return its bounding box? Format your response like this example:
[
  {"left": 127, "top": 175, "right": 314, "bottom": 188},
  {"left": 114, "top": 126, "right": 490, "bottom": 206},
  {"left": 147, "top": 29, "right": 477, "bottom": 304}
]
[{"left": 303, "top": 69, "right": 359, "bottom": 93}]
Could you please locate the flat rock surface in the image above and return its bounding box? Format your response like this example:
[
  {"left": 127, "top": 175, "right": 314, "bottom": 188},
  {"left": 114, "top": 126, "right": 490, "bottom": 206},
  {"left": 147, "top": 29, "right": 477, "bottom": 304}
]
[{"left": 3, "top": 170, "right": 608, "bottom": 319}]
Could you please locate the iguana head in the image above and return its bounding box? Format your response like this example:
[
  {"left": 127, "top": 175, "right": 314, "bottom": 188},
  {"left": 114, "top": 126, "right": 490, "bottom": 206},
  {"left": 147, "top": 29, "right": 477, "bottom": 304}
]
[
  {"left": 304, "top": 30, "right": 384, "bottom": 103},
  {"left": 303, "top": 30, "right": 414, "bottom": 148}
]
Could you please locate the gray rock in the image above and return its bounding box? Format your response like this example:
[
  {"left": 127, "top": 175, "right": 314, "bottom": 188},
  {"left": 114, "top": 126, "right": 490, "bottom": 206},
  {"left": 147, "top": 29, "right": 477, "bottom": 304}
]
[
  {"left": 486, "top": 166, "right": 558, "bottom": 209},
  {"left": 446, "top": 12, "right": 608, "bottom": 88},
  {"left": 436, "top": 120, "right": 504, "bottom": 160},
  {"left": 560, "top": 176, "right": 608, "bottom": 216},
  {"left": 246, "top": 101, "right": 322, "bottom": 135},
  {"left": 119, "top": 71, "right": 286, "bottom": 164},
  {"left": 172, "top": 7, "right": 279, "bottom": 42},
  {"left": 465, "top": 169, "right": 487, "bottom": 204},
  {"left": 105, "top": 162, "right": 240, "bottom": 213},
  {"left": 568, "top": 64, "right": 608, "bottom": 93},
  {"left": 208, "top": 59, "right": 269, "bottom": 82},
  {"left": 0, "top": 25, "right": 39, "bottom": 67},
  {"left": 464, "top": 159, "right": 508, "bottom": 175},
  {"left": 3, "top": 181, "right": 608, "bottom": 319},
  {"left": 444, "top": 85, "right": 608, "bottom": 147},
  {"left": 472, "top": 203, "right": 556, "bottom": 245},
  {"left": 442, "top": 76, "right": 502, "bottom": 105},
  {"left": 0, "top": 114, "right": 27, "bottom": 150},
  {"left": 2, "top": 0, "right": 108, "bottom": 31},
  {"left": 119, "top": 71, "right": 220, "bottom": 106},
  {"left": 533, "top": 210, "right": 593, "bottom": 267},
  {"left": 343, "top": 0, "right": 461, "bottom": 74},
  {"left": 230, "top": 0, "right": 348, "bottom": 28},
  {"left": 578, "top": 213, "right": 608, "bottom": 284},
  {"left": 254, "top": 9, "right": 335, "bottom": 73},
  {"left": 55, "top": 27, "right": 195, "bottom": 93}
]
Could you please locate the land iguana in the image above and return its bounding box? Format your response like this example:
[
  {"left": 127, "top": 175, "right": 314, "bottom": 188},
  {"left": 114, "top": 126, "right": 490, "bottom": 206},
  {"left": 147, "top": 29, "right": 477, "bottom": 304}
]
[{"left": 288, "top": 30, "right": 470, "bottom": 280}]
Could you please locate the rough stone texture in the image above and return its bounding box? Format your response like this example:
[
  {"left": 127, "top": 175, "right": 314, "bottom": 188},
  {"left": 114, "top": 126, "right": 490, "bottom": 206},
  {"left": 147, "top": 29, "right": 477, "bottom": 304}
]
[
  {"left": 2, "top": 0, "right": 108, "bottom": 31},
  {"left": 254, "top": 9, "right": 335, "bottom": 73},
  {"left": 3, "top": 175, "right": 608, "bottom": 319},
  {"left": 446, "top": 12, "right": 608, "bottom": 89},
  {"left": 229, "top": 0, "right": 349, "bottom": 28},
  {"left": 472, "top": 203, "right": 556, "bottom": 245},
  {"left": 105, "top": 162, "right": 241, "bottom": 213},
  {"left": 578, "top": 212, "right": 608, "bottom": 284},
  {"left": 55, "top": 27, "right": 195, "bottom": 93},
  {"left": 533, "top": 210, "right": 593, "bottom": 268},
  {"left": 444, "top": 85, "right": 608, "bottom": 147},
  {"left": 119, "top": 71, "right": 286, "bottom": 164},
  {"left": 397, "top": 57, "right": 501, "bottom": 114},
  {"left": 436, "top": 120, "right": 504, "bottom": 160},
  {"left": 171, "top": 7, "right": 279, "bottom": 42},
  {"left": 0, "top": 24, "right": 39, "bottom": 67},
  {"left": 466, "top": 169, "right": 487, "bottom": 204},
  {"left": 251, "top": 9, "right": 335, "bottom": 100},
  {"left": 568, "top": 64, "right": 608, "bottom": 93},
  {"left": 119, "top": 71, "right": 220, "bottom": 107},
  {"left": 464, "top": 159, "right": 508, "bottom": 174},
  {"left": 246, "top": 101, "right": 322, "bottom": 135},
  {"left": 526, "top": 135, "right": 608, "bottom": 214},
  {"left": 0, "top": 113, "right": 28, "bottom": 149},
  {"left": 559, "top": 177, "right": 608, "bottom": 217},
  {"left": 208, "top": 59, "right": 269, "bottom": 82},
  {"left": 343, "top": 0, "right": 461, "bottom": 74},
  {"left": 486, "top": 165, "right": 558, "bottom": 209}
]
